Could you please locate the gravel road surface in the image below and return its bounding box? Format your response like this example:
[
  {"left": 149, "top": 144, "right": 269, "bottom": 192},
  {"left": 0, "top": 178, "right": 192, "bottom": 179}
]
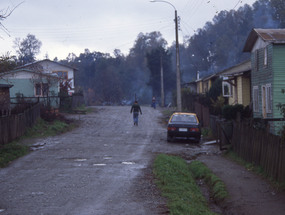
[
  {"left": 0, "top": 106, "right": 198, "bottom": 215},
  {"left": 1, "top": 106, "right": 285, "bottom": 215}
]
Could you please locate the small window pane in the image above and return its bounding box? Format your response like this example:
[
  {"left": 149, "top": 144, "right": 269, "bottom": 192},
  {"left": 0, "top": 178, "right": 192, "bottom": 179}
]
[
  {"left": 35, "top": 84, "right": 41, "bottom": 96},
  {"left": 42, "top": 83, "right": 49, "bottom": 96}
]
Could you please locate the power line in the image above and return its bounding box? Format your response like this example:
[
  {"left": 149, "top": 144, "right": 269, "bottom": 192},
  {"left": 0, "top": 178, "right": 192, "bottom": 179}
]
[{"left": 233, "top": 0, "right": 242, "bottom": 9}]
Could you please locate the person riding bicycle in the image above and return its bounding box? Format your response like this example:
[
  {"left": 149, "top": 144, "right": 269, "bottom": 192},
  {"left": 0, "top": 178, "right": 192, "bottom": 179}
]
[{"left": 130, "top": 100, "right": 142, "bottom": 126}]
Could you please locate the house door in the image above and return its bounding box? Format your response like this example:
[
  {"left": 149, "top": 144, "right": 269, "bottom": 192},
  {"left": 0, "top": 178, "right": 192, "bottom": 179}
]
[{"left": 262, "top": 85, "right": 266, "bottom": 118}]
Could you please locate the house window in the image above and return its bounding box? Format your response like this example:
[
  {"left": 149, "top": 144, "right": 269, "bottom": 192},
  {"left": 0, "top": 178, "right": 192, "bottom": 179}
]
[
  {"left": 255, "top": 49, "right": 260, "bottom": 71},
  {"left": 264, "top": 47, "right": 268, "bottom": 67},
  {"left": 222, "top": 81, "right": 232, "bottom": 97},
  {"left": 35, "top": 84, "right": 42, "bottom": 96},
  {"left": 265, "top": 83, "right": 272, "bottom": 113},
  {"left": 253, "top": 86, "right": 259, "bottom": 112},
  {"left": 35, "top": 83, "right": 49, "bottom": 97},
  {"left": 53, "top": 71, "right": 68, "bottom": 80},
  {"left": 42, "top": 83, "right": 49, "bottom": 96}
]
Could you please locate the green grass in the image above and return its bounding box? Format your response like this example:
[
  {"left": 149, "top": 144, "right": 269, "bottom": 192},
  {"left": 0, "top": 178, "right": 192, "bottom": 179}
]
[
  {"left": 0, "top": 142, "right": 29, "bottom": 168},
  {"left": 0, "top": 117, "right": 77, "bottom": 168},
  {"left": 153, "top": 154, "right": 218, "bottom": 215},
  {"left": 24, "top": 118, "right": 76, "bottom": 138},
  {"left": 189, "top": 160, "right": 228, "bottom": 202},
  {"left": 201, "top": 128, "right": 214, "bottom": 140},
  {"left": 78, "top": 105, "right": 93, "bottom": 113}
]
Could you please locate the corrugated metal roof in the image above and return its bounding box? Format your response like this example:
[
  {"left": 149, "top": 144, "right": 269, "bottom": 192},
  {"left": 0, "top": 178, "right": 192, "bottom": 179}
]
[
  {"left": 15, "top": 59, "right": 78, "bottom": 71},
  {"left": 243, "top": 28, "right": 285, "bottom": 52},
  {"left": 1, "top": 69, "right": 60, "bottom": 79},
  {"left": 218, "top": 60, "right": 251, "bottom": 77},
  {"left": 256, "top": 28, "right": 285, "bottom": 42}
]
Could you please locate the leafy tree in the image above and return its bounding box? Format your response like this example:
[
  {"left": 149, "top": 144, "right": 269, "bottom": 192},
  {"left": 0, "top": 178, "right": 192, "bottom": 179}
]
[
  {"left": 252, "top": 0, "right": 279, "bottom": 28},
  {"left": 14, "top": 34, "right": 42, "bottom": 65},
  {"left": 206, "top": 78, "right": 223, "bottom": 102},
  {"left": 0, "top": 52, "right": 16, "bottom": 73},
  {"left": 270, "top": 0, "right": 285, "bottom": 27},
  {"left": 146, "top": 46, "right": 174, "bottom": 102},
  {"left": 126, "top": 31, "right": 168, "bottom": 103},
  {"left": 182, "top": 0, "right": 282, "bottom": 83}
]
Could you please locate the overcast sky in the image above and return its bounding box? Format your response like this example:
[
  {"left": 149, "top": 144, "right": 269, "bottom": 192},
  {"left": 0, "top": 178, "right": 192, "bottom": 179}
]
[{"left": 0, "top": 0, "right": 257, "bottom": 60}]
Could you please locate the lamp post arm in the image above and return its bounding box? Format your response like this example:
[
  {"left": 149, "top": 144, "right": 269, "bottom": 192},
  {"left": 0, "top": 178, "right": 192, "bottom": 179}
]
[{"left": 150, "top": 0, "right": 176, "bottom": 10}]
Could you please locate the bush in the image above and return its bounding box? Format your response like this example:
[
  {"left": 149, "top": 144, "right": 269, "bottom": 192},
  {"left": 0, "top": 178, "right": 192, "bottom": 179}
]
[{"left": 222, "top": 104, "right": 244, "bottom": 120}]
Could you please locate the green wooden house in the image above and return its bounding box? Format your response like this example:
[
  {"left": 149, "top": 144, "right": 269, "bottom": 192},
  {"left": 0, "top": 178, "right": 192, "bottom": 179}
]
[{"left": 243, "top": 28, "right": 285, "bottom": 134}]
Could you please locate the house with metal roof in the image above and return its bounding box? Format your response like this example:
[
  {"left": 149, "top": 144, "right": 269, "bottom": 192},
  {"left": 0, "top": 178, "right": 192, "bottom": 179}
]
[
  {"left": 0, "top": 69, "right": 60, "bottom": 108},
  {"left": 15, "top": 59, "right": 77, "bottom": 95},
  {"left": 218, "top": 60, "right": 251, "bottom": 107},
  {"left": 243, "top": 28, "right": 285, "bottom": 134}
]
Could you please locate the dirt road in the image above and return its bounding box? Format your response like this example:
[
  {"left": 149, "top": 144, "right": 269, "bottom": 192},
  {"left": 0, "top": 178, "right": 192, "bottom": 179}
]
[
  {"left": 0, "top": 106, "right": 188, "bottom": 215},
  {"left": 0, "top": 106, "right": 285, "bottom": 215}
]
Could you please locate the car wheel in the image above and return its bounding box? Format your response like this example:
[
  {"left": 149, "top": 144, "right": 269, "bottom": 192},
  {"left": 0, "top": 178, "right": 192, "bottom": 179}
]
[
  {"left": 194, "top": 138, "right": 201, "bottom": 143},
  {"left": 167, "top": 134, "right": 174, "bottom": 142}
]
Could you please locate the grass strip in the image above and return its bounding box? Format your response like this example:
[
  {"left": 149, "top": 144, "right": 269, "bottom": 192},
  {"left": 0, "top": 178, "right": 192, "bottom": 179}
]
[
  {"left": 24, "top": 118, "right": 76, "bottom": 138},
  {"left": 0, "top": 142, "right": 29, "bottom": 168},
  {"left": 0, "top": 118, "right": 76, "bottom": 168},
  {"left": 189, "top": 160, "right": 228, "bottom": 202},
  {"left": 153, "top": 154, "right": 218, "bottom": 215}
]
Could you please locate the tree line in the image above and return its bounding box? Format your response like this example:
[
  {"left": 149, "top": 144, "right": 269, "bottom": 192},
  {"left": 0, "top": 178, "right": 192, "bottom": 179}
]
[{"left": 1, "top": 0, "right": 284, "bottom": 105}]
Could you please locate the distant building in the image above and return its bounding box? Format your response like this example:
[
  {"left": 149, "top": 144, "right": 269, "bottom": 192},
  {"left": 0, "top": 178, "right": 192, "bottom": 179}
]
[
  {"left": 15, "top": 59, "right": 77, "bottom": 95},
  {"left": 0, "top": 69, "right": 60, "bottom": 108}
]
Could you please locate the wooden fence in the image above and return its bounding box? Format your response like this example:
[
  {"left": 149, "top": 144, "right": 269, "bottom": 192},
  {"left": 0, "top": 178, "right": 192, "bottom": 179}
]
[
  {"left": 0, "top": 103, "right": 40, "bottom": 146},
  {"left": 231, "top": 121, "right": 285, "bottom": 182},
  {"left": 210, "top": 116, "right": 285, "bottom": 183},
  {"left": 194, "top": 102, "right": 210, "bottom": 127}
]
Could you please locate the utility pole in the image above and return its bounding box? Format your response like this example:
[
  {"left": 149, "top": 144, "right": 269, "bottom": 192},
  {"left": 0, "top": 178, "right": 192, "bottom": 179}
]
[
  {"left": 150, "top": 0, "right": 182, "bottom": 111},
  {"left": 174, "top": 9, "right": 182, "bottom": 111},
  {"left": 160, "top": 54, "right": 165, "bottom": 107}
]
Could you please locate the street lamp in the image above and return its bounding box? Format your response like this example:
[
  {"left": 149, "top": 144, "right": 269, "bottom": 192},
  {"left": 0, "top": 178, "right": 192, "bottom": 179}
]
[{"left": 150, "top": 0, "right": 182, "bottom": 111}]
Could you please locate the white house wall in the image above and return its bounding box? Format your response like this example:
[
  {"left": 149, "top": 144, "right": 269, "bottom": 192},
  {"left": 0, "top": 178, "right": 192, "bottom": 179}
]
[
  {"left": 38, "top": 61, "right": 75, "bottom": 93},
  {"left": 252, "top": 37, "right": 269, "bottom": 52}
]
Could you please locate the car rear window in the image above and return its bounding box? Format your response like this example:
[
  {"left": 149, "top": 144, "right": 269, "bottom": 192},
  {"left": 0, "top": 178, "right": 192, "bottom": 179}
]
[{"left": 171, "top": 114, "right": 197, "bottom": 123}]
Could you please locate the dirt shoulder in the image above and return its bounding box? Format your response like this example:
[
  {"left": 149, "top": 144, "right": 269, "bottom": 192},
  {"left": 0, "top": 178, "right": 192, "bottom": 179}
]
[{"left": 198, "top": 154, "right": 285, "bottom": 215}]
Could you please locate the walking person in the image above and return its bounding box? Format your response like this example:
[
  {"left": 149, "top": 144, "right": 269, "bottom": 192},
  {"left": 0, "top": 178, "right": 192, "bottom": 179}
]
[
  {"left": 130, "top": 100, "right": 142, "bottom": 126},
  {"left": 151, "top": 96, "right": 156, "bottom": 109}
]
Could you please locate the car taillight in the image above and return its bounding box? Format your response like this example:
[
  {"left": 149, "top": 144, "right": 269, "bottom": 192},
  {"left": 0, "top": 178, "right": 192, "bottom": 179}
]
[
  {"left": 190, "top": 128, "right": 199, "bottom": 132},
  {"left": 168, "top": 127, "right": 176, "bottom": 131}
]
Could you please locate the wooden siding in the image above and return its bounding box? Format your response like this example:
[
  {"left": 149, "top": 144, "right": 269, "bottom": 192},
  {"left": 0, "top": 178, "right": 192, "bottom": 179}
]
[
  {"left": 272, "top": 44, "right": 285, "bottom": 134},
  {"left": 237, "top": 76, "right": 242, "bottom": 104},
  {"left": 228, "top": 79, "right": 236, "bottom": 105},
  {"left": 241, "top": 76, "right": 251, "bottom": 106},
  {"left": 252, "top": 45, "right": 273, "bottom": 118},
  {"left": 196, "top": 81, "right": 203, "bottom": 94},
  {"left": 272, "top": 44, "right": 285, "bottom": 118},
  {"left": 227, "top": 76, "right": 250, "bottom": 107}
]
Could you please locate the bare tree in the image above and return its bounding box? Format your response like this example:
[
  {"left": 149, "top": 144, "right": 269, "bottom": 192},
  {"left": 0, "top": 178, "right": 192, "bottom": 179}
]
[{"left": 0, "top": 2, "right": 23, "bottom": 38}]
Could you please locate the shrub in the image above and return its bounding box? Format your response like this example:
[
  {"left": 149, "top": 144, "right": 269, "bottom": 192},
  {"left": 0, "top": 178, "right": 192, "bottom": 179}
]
[{"left": 222, "top": 104, "right": 244, "bottom": 120}]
